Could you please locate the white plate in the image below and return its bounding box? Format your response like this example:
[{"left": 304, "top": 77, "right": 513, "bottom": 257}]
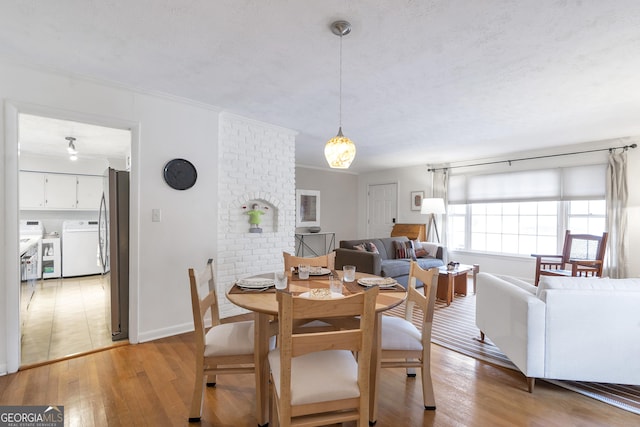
[
  {"left": 237, "top": 278, "right": 275, "bottom": 289},
  {"left": 309, "top": 267, "right": 331, "bottom": 276},
  {"left": 357, "top": 277, "right": 398, "bottom": 288},
  {"left": 298, "top": 290, "right": 344, "bottom": 299}
]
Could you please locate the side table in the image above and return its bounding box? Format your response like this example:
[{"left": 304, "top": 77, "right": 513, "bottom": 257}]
[
  {"left": 436, "top": 264, "right": 479, "bottom": 306},
  {"left": 294, "top": 231, "right": 336, "bottom": 257}
]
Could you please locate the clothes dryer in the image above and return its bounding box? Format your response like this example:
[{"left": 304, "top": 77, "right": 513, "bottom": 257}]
[{"left": 62, "top": 220, "right": 101, "bottom": 277}]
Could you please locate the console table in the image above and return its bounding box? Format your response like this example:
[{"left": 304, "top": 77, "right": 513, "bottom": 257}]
[{"left": 295, "top": 232, "right": 336, "bottom": 257}]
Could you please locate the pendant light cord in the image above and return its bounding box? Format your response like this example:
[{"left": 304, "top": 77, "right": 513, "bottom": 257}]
[{"left": 339, "top": 32, "right": 343, "bottom": 129}]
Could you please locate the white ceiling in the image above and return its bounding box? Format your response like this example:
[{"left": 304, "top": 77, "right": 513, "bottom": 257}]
[
  {"left": 3, "top": 1, "right": 640, "bottom": 173},
  {"left": 18, "top": 114, "right": 131, "bottom": 160}
]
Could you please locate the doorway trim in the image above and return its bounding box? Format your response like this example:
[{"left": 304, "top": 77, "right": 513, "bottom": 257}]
[{"left": 3, "top": 101, "right": 140, "bottom": 373}]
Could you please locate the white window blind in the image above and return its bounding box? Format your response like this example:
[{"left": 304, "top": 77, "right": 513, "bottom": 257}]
[
  {"left": 562, "top": 164, "right": 607, "bottom": 199},
  {"left": 449, "top": 164, "right": 606, "bottom": 204}
]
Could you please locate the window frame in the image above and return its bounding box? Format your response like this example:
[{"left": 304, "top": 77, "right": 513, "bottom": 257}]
[{"left": 447, "top": 199, "right": 606, "bottom": 257}]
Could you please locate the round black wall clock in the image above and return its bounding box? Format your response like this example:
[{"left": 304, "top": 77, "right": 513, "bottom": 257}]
[{"left": 163, "top": 158, "right": 198, "bottom": 190}]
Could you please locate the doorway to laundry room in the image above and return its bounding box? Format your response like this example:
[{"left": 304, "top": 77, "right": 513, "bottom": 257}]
[{"left": 18, "top": 113, "right": 132, "bottom": 366}]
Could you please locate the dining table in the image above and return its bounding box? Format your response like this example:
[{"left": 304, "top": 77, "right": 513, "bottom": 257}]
[{"left": 226, "top": 269, "right": 408, "bottom": 426}]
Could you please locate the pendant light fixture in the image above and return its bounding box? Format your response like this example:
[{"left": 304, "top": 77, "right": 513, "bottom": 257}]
[
  {"left": 324, "top": 20, "right": 356, "bottom": 169},
  {"left": 66, "top": 136, "right": 78, "bottom": 161}
]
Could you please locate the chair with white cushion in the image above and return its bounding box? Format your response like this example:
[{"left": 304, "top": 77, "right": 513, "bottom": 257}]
[
  {"left": 268, "top": 286, "right": 379, "bottom": 427},
  {"left": 380, "top": 261, "right": 438, "bottom": 410},
  {"left": 188, "top": 258, "right": 256, "bottom": 422}
]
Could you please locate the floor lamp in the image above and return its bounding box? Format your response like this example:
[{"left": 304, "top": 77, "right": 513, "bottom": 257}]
[{"left": 421, "top": 198, "right": 445, "bottom": 243}]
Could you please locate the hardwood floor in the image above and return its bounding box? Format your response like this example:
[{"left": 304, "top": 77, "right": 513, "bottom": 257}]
[{"left": 1, "top": 328, "right": 636, "bottom": 426}]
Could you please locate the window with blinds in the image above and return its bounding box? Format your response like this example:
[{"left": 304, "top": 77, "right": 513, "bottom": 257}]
[{"left": 446, "top": 164, "right": 607, "bottom": 255}]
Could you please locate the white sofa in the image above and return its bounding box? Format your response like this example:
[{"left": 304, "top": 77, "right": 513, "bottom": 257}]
[{"left": 475, "top": 273, "right": 640, "bottom": 391}]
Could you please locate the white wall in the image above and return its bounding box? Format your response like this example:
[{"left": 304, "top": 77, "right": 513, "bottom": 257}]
[
  {"left": 356, "top": 164, "right": 434, "bottom": 238},
  {"left": 0, "top": 61, "right": 228, "bottom": 373},
  {"left": 295, "top": 167, "right": 359, "bottom": 252}
]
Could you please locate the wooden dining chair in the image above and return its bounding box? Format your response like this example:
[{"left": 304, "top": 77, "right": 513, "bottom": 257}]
[
  {"left": 282, "top": 251, "right": 335, "bottom": 271},
  {"left": 188, "top": 258, "right": 256, "bottom": 422},
  {"left": 268, "top": 286, "right": 379, "bottom": 427},
  {"left": 379, "top": 261, "right": 439, "bottom": 410},
  {"left": 532, "top": 230, "right": 608, "bottom": 285}
]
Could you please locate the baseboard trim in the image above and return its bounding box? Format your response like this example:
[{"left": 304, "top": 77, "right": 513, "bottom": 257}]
[{"left": 137, "top": 322, "right": 193, "bottom": 343}]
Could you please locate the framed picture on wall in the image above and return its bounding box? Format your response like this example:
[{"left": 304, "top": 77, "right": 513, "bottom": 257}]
[
  {"left": 296, "top": 189, "right": 320, "bottom": 227},
  {"left": 410, "top": 191, "right": 424, "bottom": 211}
]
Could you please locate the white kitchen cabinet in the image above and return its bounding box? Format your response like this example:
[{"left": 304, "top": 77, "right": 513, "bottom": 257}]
[
  {"left": 19, "top": 171, "right": 46, "bottom": 208},
  {"left": 76, "top": 175, "right": 103, "bottom": 210},
  {"left": 20, "top": 171, "right": 104, "bottom": 210},
  {"left": 45, "top": 174, "right": 77, "bottom": 209}
]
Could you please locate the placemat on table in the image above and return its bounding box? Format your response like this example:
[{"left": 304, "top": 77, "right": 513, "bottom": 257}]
[
  {"left": 342, "top": 280, "right": 405, "bottom": 294},
  {"left": 228, "top": 284, "right": 276, "bottom": 294}
]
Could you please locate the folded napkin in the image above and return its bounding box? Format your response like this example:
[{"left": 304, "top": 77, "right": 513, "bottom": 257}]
[{"left": 357, "top": 277, "right": 398, "bottom": 287}]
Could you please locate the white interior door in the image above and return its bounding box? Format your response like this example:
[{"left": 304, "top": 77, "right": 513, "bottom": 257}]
[{"left": 367, "top": 183, "right": 398, "bottom": 238}]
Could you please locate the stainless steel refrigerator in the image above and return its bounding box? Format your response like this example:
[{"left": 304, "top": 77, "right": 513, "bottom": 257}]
[{"left": 99, "top": 168, "right": 129, "bottom": 341}]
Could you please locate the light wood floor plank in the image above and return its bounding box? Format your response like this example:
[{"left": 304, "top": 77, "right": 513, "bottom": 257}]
[{"left": 1, "top": 331, "right": 637, "bottom": 426}]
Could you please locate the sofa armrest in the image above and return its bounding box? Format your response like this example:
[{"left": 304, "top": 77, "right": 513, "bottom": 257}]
[
  {"left": 334, "top": 248, "right": 382, "bottom": 275},
  {"left": 475, "top": 273, "right": 545, "bottom": 378}
]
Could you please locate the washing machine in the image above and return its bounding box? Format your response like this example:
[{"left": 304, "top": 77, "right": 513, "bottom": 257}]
[{"left": 62, "top": 220, "right": 101, "bottom": 277}]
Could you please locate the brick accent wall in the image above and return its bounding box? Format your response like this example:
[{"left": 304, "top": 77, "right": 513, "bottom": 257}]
[{"left": 217, "top": 113, "right": 297, "bottom": 317}]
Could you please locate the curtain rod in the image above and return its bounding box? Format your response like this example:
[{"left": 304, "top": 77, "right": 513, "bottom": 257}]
[{"left": 427, "top": 143, "right": 637, "bottom": 172}]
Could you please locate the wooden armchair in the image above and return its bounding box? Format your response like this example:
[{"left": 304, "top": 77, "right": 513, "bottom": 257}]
[{"left": 532, "top": 230, "right": 608, "bottom": 285}]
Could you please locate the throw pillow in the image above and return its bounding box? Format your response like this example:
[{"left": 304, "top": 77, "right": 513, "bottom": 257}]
[
  {"left": 415, "top": 247, "right": 428, "bottom": 258},
  {"left": 393, "top": 240, "right": 407, "bottom": 259},
  {"left": 393, "top": 240, "right": 416, "bottom": 259},
  {"left": 365, "top": 241, "right": 380, "bottom": 254},
  {"left": 412, "top": 240, "right": 428, "bottom": 258},
  {"left": 353, "top": 243, "right": 367, "bottom": 251},
  {"left": 404, "top": 240, "right": 416, "bottom": 260}
]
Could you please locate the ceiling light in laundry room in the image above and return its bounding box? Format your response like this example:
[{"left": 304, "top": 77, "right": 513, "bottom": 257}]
[{"left": 66, "top": 136, "right": 78, "bottom": 161}]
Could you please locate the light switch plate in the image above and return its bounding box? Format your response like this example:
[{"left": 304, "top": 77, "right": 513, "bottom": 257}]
[{"left": 152, "top": 208, "right": 161, "bottom": 222}]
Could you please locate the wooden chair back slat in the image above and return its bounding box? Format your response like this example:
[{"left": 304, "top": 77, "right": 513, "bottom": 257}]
[{"left": 283, "top": 251, "right": 336, "bottom": 271}]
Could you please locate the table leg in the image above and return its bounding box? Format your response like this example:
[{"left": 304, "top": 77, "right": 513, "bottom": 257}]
[
  {"left": 447, "top": 274, "right": 454, "bottom": 306},
  {"left": 254, "top": 312, "right": 270, "bottom": 426},
  {"left": 453, "top": 273, "right": 468, "bottom": 296},
  {"left": 369, "top": 313, "right": 382, "bottom": 424}
]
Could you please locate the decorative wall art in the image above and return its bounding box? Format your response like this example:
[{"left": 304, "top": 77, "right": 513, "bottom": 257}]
[
  {"left": 410, "top": 191, "right": 424, "bottom": 211},
  {"left": 296, "top": 189, "right": 320, "bottom": 227}
]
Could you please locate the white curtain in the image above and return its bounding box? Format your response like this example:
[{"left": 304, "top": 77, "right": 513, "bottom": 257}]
[
  {"left": 605, "top": 149, "right": 628, "bottom": 278},
  {"left": 431, "top": 169, "right": 449, "bottom": 251}
]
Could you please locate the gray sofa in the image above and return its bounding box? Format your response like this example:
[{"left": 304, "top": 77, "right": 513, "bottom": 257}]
[{"left": 334, "top": 236, "right": 445, "bottom": 288}]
